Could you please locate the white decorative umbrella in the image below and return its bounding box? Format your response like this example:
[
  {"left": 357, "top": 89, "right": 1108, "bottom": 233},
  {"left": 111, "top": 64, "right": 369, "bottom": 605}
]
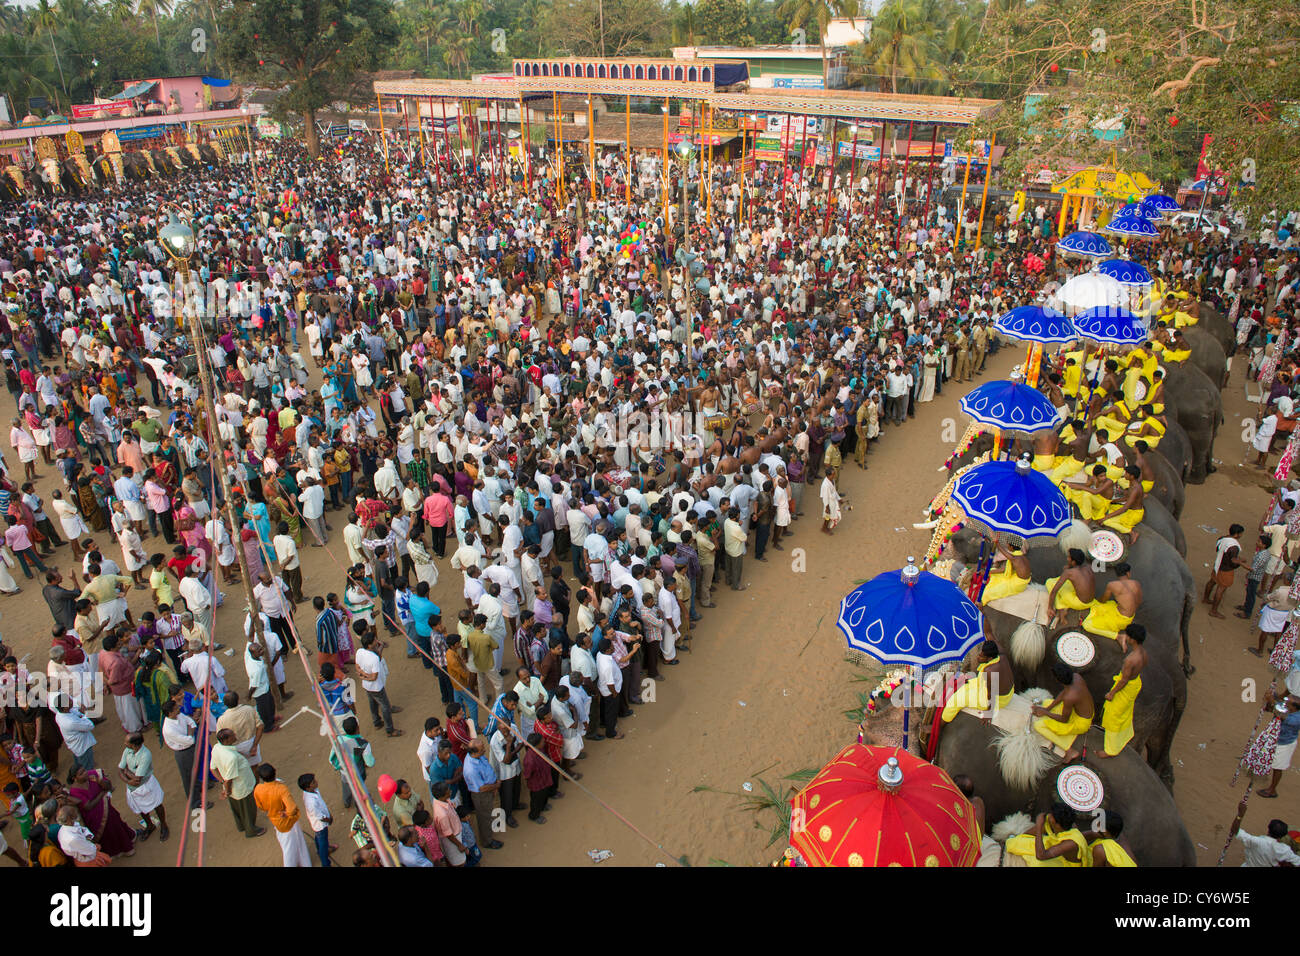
[{"left": 1053, "top": 270, "right": 1126, "bottom": 315}]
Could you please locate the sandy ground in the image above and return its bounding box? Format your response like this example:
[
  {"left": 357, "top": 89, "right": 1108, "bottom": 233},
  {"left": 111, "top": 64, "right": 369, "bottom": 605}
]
[{"left": 3, "top": 342, "right": 1291, "bottom": 867}]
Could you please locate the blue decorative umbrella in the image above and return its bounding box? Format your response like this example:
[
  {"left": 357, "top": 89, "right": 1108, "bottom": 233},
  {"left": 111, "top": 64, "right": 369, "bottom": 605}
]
[
  {"left": 994, "top": 304, "right": 1077, "bottom": 344},
  {"left": 1105, "top": 215, "right": 1160, "bottom": 240},
  {"left": 1111, "top": 202, "right": 1146, "bottom": 220},
  {"left": 838, "top": 563, "right": 985, "bottom": 669},
  {"left": 1142, "top": 194, "right": 1179, "bottom": 215},
  {"left": 1056, "top": 231, "right": 1112, "bottom": 258},
  {"left": 1097, "top": 258, "right": 1154, "bottom": 287},
  {"left": 951, "top": 456, "right": 1072, "bottom": 544},
  {"left": 1072, "top": 305, "right": 1148, "bottom": 346},
  {"left": 960, "top": 376, "right": 1064, "bottom": 436}
]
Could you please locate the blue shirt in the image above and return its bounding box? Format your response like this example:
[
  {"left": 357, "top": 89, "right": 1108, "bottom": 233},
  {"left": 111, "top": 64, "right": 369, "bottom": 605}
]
[
  {"left": 1278, "top": 710, "right": 1300, "bottom": 746},
  {"left": 429, "top": 753, "right": 462, "bottom": 786},
  {"left": 408, "top": 594, "right": 441, "bottom": 638},
  {"left": 463, "top": 754, "right": 497, "bottom": 793}
]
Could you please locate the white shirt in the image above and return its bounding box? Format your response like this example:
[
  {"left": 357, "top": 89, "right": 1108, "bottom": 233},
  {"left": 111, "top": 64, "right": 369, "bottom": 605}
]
[
  {"left": 354, "top": 647, "right": 388, "bottom": 692},
  {"left": 180, "top": 652, "right": 227, "bottom": 695},
  {"left": 58, "top": 823, "right": 101, "bottom": 862},
  {"left": 273, "top": 533, "right": 300, "bottom": 571},
  {"left": 254, "top": 578, "right": 291, "bottom": 618},
  {"left": 596, "top": 651, "right": 622, "bottom": 696},
  {"left": 179, "top": 575, "right": 211, "bottom": 612},
  {"left": 1237, "top": 830, "right": 1300, "bottom": 867},
  {"left": 55, "top": 708, "right": 96, "bottom": 756},
  {"left": 302, "top": 789, "right": 331, "bottom": 833},
  {"left": 489, "top": 729, "right": 520, "bottom": 779},
  {"left": 299, "top": 484, "right": 325, "bottom": 520},
  {"left": 162, "top": 713, "right": 197, "bottom": 752}
]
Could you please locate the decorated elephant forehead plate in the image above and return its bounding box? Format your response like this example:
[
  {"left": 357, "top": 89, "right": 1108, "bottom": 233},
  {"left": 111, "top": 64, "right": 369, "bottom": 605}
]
[
  {"left": 1056, "top": 631, "right": 1096, "bottom": 668},
  {"left": 1089, "top": 530, "right": 1125, "bottom": 565},
  {"left": 1057, "top": 766, "right": 1104, "bottom": 812}
]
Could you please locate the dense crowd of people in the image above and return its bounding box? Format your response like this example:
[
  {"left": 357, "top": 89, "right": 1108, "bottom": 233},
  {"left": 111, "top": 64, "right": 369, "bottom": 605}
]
[{"left": 0, "top": 114, "right": 1296, "bottom": 867}]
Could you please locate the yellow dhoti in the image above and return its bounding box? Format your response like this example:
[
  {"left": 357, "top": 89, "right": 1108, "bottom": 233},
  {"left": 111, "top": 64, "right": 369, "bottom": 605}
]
[
  {"left": 1049, "top": 456, "right": 1086, "bottom": 484},
  {"left": 1089, "top": 837, "right": 1137, "bottom": 867},
  {"left": 1101, "top": 673, "right": 1141, "bottom": 756},
  {"left": 1033, "top": 708, "right": 1093, "bottom": 750},
  {"left": 1140, "top": 479, "right": 1154, "bottom": 493},
  {"left": 1081, "top": 600, "right": 1133, "bottom": 640},
  {"left": 981, "top": 563, "right": 1031, "bottom": 604},
  {"left": 940, "top": 660, "right": 1015, "bottom": 722},
  {"left": 1005, "top": 827, "right": 1088, "bottom": 867},
  {"left": 1063, "top": 487, "right": 1108, "bottom": 520},
  {"left": 1045, "top": 577, "right": 1090, "bottom": 611},
  {"left": 1032, "top": 453, "right": 1055, "bottom": 472},
  {"left": 1101, "top": 506, "right": 1143, "bottom": 535},
  {"left": 1095, "top": 415, "right": 1129, "bottom": 437},
  {"left": 1172, "top": 309, "right": 1198, "bottom": 328}
]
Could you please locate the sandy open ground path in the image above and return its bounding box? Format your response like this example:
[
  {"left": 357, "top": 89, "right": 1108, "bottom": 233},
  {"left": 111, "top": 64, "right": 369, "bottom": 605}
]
[{"left": 4, "top": 343, "right": 1291, "bottom": 867}]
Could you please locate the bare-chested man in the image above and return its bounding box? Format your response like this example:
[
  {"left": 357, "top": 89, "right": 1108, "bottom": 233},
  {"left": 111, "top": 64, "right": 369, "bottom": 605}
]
[
  {"left": 1099, "top": 622, "right": 1148, "bottom": 758},
  {"left": 1097, "top": 464, "right": 1145, "bottom": 544},
  {"left": 1032, "top": 662, "right": 1095, "bottom": 763},
  {"left": 1083, "top": 561, "right": 1143, "bottom": 639},
  {"left": 1047, "top": 548, "right": 1096, "bottom": 628}
]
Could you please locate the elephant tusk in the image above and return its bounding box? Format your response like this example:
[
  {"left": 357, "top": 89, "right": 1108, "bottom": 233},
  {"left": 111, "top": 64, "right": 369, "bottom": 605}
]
[{"left": 913, "top": 520, "right": 939, "bottom": 530}]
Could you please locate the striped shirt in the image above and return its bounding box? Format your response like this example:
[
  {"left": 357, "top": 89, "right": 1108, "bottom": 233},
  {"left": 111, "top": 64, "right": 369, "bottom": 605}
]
[{"left": 316, "top": 607, "right": 342, "bottom": 655}]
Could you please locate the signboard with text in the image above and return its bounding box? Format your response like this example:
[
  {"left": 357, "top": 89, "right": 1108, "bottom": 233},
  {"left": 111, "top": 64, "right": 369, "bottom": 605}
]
[{"left": 837, "top": 141, "right": 882, "bottom": 161}]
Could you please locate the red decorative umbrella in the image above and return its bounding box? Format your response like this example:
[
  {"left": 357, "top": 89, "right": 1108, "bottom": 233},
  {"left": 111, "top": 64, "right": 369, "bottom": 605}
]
[{"left": 788, "top": 744, "right": 980, "bottom": 867}]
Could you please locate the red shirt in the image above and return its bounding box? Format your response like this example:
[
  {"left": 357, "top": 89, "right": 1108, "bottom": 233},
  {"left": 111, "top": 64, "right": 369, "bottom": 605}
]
[{"left": 535, "top": 717, "right": 563, "bottom": 762}]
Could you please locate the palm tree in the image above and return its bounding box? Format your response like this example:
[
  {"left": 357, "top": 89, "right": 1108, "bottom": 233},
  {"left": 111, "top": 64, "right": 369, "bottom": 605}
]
[
  {"left": 777, "top": 0, "right": 836, "bottom": 84},
  {"left": 32, "top": 0, "right": 68, "bottom": 106},
  {"left": 854, "top": 0, "right": 940, "bottom": 93},
  {"left": 136, "top": 0, "right": 174, "bottom": 47}
]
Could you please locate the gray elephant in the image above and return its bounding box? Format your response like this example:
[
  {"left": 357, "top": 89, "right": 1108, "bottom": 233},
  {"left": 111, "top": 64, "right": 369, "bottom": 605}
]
[
  {"left": 949, "top": 524, "right": 1193, "bottom": 782},
  {"left": 932, "top": 714, "right": 1197, "bottom": 866},
  {"left": 1177, "top": 324, "right": 1229, "bottom": 389},
  {"left": 1194, "top": 302, "right": 1238, "bottom": 354},
  {"left": 121, "top": 152, "right": 151, "bottom": 180},
  {"left": 1162, "top": 362, "right": 1224, "bottom": 482}
]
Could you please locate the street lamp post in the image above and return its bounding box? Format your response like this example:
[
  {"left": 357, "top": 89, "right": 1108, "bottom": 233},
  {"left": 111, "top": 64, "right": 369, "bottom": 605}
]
[{"left": 157, "top": 212, "right": 272, "bottom": 691}]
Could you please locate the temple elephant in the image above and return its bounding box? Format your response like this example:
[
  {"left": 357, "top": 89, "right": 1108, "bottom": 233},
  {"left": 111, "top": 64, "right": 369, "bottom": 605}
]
[
  {"left": 1149, "top": 416, "right": 1193, "bottom": 485},
  {"left": 1195, "top": 302, "right": 1237, "bottom": 354},
  {"left": 1180, "top": 325, "right": 1229, "bottom": 389},
  {"left": 949, "top": 524, "right": 1193, "bottom": 783},
  {"left": 121, "top": 152, "right": 151, "bottom": 180},
  {"left": 932, "top": 713, "right": 1197, "bottom": 866},
  {"left": 1133, "top": 443, "right": 1185, "bottom": 520},
  {"left": 1161, "top": 362, "right": 1224, "bottom": 483},
  {"left": 197, "top": 143, "right": 221, "bottom": 165},
  {"left": 0, "top": 167, "right": 24, "bottom": 200}
]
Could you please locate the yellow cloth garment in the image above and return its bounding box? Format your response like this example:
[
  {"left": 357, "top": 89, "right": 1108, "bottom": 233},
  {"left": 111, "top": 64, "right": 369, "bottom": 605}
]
[
  {"left": 1049, "top": 456, "right": 1086, "bottom": 484},
  {"left": 1006, "top": 824, "right": 1088, "bottom": 867},
  {"left": 940, "top": 658, "right": 1014, "bottom": 722},
  {"left": 1089, "top": 837, "right": 1137, "bottom": 867},
  {"left": 1032, "top": 453, "right": 1056, "bottom": 472},
  {"left": 1063, "top": 486, "right": 1109, "bottom": 520},
  {"left": 1101, "top": 506, "right": 1143, "bottom": 534},
  {"left": 1063, "top": 363, "right": 1083, "bottom": 397},
  {"left": 1172, "top": 309, "right": 1198, "bottom": 328},
  {"left": 1124, "top": 420, "right": 1163, "bottom": 448},
  {"left": 1150, "top": 402, "right": 1164, "bottom": 415},
  {"left": 1101, "top": 673, "right": 1142, "bottom": 756},
  {"left": 981, "top": 561, "right": 1031, "bottom": 604},
  {"left": 1141, "top": 479, "right": 1154, "bottom": 493},
  {"left": 1095, "top": 414, "right": 1130, "bottom": 437},
  {"left": 1082, "top": 600, "right": 1133, "bottom": 640},
  {"left": 1045, "top": 576, "right": 1091, "bottom": 611},
  {"left": 1122, "top": 367, "right": 1145, "bottom": 409},
  {"left": 1033, "top": 705, "right": 1093, "bottom": 750}
]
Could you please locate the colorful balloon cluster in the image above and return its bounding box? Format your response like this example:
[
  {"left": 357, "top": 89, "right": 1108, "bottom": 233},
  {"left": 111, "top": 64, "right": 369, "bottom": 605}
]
[{"left": 618, "top": 221, "right": 649, "bottom": 259}]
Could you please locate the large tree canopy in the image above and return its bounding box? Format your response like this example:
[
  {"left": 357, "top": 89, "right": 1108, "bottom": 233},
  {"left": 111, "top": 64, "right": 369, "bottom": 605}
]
[
  {"left": 221, "top": 0, "right": 398, "bottom": 157},
  {"left": 962, "top": 0, "right": 1300, "bottom": 218}
]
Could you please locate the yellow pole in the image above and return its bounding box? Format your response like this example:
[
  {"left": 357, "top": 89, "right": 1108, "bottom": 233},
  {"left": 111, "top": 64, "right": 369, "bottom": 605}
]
[
  {"left": 1058, "top": 191, "right": 1069, "bottom": 236},
  {"left": 377, "top": 93, "right": 390, "bottom": 174},
  {"left": 556, "top": 92, "right": 565, "bottom": 205},
  {"left": 974, "top": 132, "right": 997, "bottom": 249},
  {"left": 662, "top": 97, "right": 670, "bottom": 226},
  {"left": 705, "top": 100, "right": 714, "bottom": 225},
  {"left": 955, "top": 145, "right": 973, "bottom": 250},
  {"left": 625, "top": 94, "right": 632, "bottom": 207},
  {"left": 739, "top": 117, "right": 747, "bottom": 224},
  {"left": 587, "top": 93, "right": 596, "bottom": 201}
]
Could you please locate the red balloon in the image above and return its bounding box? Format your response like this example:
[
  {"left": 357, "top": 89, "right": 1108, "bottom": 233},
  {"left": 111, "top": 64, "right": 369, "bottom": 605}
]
[
  {"left": 377, "top": 773, "right": 397, "bottom": 802},
  {"left": 1049, "top": 63, "right": 1058, "bottom": 73},
  {"left": 1168, "top": 115, "right": 1179, "bottom": 127}
]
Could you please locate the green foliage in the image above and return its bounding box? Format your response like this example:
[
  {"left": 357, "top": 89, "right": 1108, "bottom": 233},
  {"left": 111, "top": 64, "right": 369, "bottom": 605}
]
[
  {"left": 693, "top": 768, "right": 817, "bottom": 850},
  {"left": 221, "top": 0, "right": 398, "bottom": 155},
  {"left": 694, "top": 0, "right": 755, "bottom": 47}
]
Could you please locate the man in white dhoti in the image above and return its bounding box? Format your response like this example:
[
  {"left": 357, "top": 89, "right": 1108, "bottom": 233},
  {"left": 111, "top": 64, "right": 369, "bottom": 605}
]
[{"left": 118, "top": 733, "right": 170, "bottom": 841}]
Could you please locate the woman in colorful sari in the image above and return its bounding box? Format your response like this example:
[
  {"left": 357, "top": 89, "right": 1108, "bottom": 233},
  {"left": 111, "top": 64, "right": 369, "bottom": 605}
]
[
  {"left": 76, "top": 475, "right": 108, "bottom": 532},
  {"left": 52, "top": 416, "right": 79, "bottom": 462},
  {"left": 66, "top": 766, "right": 136, "bottom": 857},
  {"left": 240, "top": 524, "right": 267, "bottom": 580},
  {"left": 133, "top": 651, "right": 177, "bottom": 737},
  {"left": 244, "top": 497, "right": 272, "bottom": 546}
]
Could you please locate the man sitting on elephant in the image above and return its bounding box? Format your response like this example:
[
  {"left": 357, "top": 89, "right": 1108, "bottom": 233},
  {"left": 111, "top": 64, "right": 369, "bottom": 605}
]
[
  {"left": 1085, "top": 811, "right": 1137, "bottom": 867},
  {"left": 1082, "top": 562, "right": 1143, "bottom": 640},
  {"left": 980, "top": 541, "right": 1032, "bottom": 605},
  {"left": 1100, "top": 623, "right": 1147, "bottom": 759},
  {"left": 1097, "top": 464, "right": 1146, "bottom": 545},
  {"left": 1005, "top": 802, "right": 1088, "bottom": 867},
  {"left": 1030, "top": 662, "right": 1095, "bottom": 762},
  {"left": 940, "top": 638, "right": 1014, "bottom": 723},
  {"left": 1046, "top": 549, "right": 1096, "bottom": 629}
]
